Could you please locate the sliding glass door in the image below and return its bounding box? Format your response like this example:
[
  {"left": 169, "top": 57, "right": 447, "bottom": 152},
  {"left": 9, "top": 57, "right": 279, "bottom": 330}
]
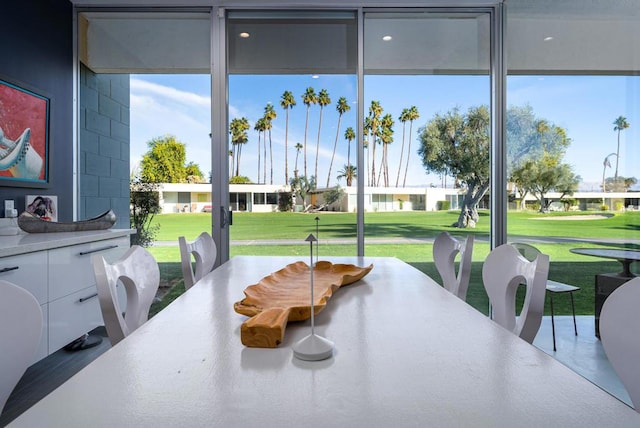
[
  {"left": 226, "top": 10, "right": 358, "bottom": 257},
  {"left": 362, "top": 9, "right": 494, "bottom": 313}
]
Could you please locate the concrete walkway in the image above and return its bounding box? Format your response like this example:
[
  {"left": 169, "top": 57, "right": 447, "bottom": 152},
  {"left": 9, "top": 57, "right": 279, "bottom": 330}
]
[{"left": 152, "top": 235, "right": 640, "bottom": 247}]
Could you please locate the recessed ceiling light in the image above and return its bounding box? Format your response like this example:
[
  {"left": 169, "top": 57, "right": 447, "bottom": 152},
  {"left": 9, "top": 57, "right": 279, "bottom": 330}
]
[
  {"left": 543, "top": 36, "right": 553, "bottom": 41},
  {"left": 382, "top": 35, "right": 392, "bottom": 41},
  {"left": 312, "top": 75, "right": 319, "bottom": 79},
  {"left": 239, "top": 32, "right": 250, "bottom": 38}
]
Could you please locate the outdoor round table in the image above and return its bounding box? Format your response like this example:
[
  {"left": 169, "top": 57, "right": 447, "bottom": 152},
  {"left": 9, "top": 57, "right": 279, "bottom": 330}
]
[
  {"left": 570, "top": 248, "right": 640, "bottom": 278},
  {"left": 570, "top": 247, "right": 640, "bottom": 337}
]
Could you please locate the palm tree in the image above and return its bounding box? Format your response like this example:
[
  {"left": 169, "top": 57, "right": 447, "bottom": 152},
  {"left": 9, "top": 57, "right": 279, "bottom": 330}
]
[
  {"left": 301, "top": 87, "right": 318, "bottom": 178},
  {"left": 263, "top": 103, "right": 277, "bottom": 184},
  {"left": 396, "top": 108, "right": 410, "bottom": 187},
  {"left": 613, "top": 116, "right": 630, "bottom": 180},
  {"left": 363, "top": 117, "right": 371, "bottom": 186},
  {"left": 378, "top": 113, "right": 394, "bottom": 187},
  {"left": 344, "top": 127, "right": 355, "bottom": 172},
  {"left": 280, "top": 91, "right": 296, "bottom": 185},
  {"left": 293, "top": 142, "right": 303, "bottom": 178},
  {"left": 337, "top": 164, "right": 357, "bottom": 186},
  {"left": 326, "top": 96, "right": 350, "bottom": 188},
  {"left": 315, "top": 89, "right": 331, "bottom": 183},
  {"left": 367, "top": 101, "right": 383, "bottom": 186},
  {"left": 254, "top": 117, "right": 266, "bottom": 184},
  {"left": 229, "top": 117, "right": 249, "bottom": 177},
  {"left": 402, "top": 106, "right": 420, "bottom": 187}
]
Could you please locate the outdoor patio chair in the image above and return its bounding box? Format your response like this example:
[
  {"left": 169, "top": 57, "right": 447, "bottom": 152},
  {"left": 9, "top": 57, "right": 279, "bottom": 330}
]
[
  {"left": 600, "top": 276, "right": 640, "bottom": 411},
  {"left": 92, "top": 246, "right": 160, "bottom": 346},
  {"left": 510, "top": 242, "right": 580, "bottom": 351},
  {"left": 482, "top": 243, "right": 549, "bottom": 343},
  {"left": 0, "top": 280, "right": 42, "bottom": 414},
  {"left": 179, "top": 231, "right": 217, "bottom": 290},
  {"left": 433, "top": 232, "right": 474, "bottom": 300}
]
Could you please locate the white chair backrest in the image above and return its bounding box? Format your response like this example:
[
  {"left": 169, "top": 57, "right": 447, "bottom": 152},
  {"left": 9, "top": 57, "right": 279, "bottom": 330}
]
[
  {"left": 600, "top": 277, "right": 640, "bottom": 411},
  {"left": 482, "top": 244, "right": 549, "bottom": 343},
  {"left": 510, "top": 242, "right": 541, "bottom": 262},
  {"left": 179, "top": 231, "right": 216, "bottom": 290},
  {"left": 433, "top": 232, "right": 474, "bottom": 300},
  {"left": 92, "top": 245, "right": 160, "bottom": 346},
  {"left": 0, "top": 280, "right": 43, "bottom": 413}
]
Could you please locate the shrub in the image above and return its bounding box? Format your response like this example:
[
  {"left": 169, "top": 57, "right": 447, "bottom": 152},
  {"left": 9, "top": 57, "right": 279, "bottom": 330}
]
[
  {"left": 130, "top": 179, "right": 161, "bottom": 247},
  {"left": 277, "top": 192, "right": 293, "bottom": 212},
  {"left": 229, "top": 175, "right": 252, "bottom": 184},
  {"left": 436, "top": 200, "right": 451, "bottom": 211}
]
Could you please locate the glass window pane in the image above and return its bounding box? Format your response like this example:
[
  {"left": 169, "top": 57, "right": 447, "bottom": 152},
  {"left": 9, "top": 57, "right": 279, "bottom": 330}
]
[
  {"left": 364, "top": 10, "right": 491, "bottom": 315},
  {"left": 507, "top": 0, "right": 640, "bottom": 403},
  {"left": 228, "top": 10, "right": 357, "bottom": 257}
]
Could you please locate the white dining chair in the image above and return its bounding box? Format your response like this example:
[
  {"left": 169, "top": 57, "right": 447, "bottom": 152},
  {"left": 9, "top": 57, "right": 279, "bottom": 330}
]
[
  {"left": 179, "top": 231, "right": 217, "bottom": 290},
  {"left": 0, "top": 280, "right": 43, "bottom": 414},
  {"left": 92, "top": 245, "right": 160, "bottom": 346},
  {"left": 482, "top": 243, "right": 550, "bottom": 343},
  {"left": 433, "top": 232, "right": 474, "bottom": 300},
  {"left": 600, "top": 277, "right": 640, "bottom": 411}
]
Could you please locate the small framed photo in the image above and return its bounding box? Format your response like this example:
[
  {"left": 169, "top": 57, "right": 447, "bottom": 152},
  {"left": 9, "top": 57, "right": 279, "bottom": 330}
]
[{"left": 25, "top": 195, "right": 57, "bottom": 222}]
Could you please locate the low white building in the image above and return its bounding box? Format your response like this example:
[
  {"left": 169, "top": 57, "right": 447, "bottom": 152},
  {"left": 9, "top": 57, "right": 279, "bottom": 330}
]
[{"left": 156, "top": 183, "right": 640, "bottom": 214}]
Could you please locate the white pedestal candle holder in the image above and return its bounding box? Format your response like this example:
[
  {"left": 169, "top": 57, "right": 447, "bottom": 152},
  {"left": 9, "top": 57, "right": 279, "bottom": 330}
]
[{"left": 292, "top": 233, "right": 334, "bottom": 361}]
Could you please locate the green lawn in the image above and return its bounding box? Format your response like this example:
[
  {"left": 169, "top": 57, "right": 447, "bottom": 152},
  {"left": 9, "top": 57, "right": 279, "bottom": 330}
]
[
  {"left": 150, "top": 210, "right": 640, "bottom": 241},
  {"left": 147, "top": 210, "right": 640, "bottom": 317}
]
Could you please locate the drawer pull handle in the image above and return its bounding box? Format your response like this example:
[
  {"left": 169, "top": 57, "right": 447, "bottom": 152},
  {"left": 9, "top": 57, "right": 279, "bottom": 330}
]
[
  {"left": 0, "top": 266, "right": 19, "bottom": 273},
  {"left": 79, "top": 293, "right": 98, "bottom": 303},
  {"left": 79, "top": 245, "right": 118, "bottom": 256}
]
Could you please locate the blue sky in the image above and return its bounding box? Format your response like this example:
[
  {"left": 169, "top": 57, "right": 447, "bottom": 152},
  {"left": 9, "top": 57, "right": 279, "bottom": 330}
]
[{"left": 130, "top": 73, "right": 638, "bottom": 190}]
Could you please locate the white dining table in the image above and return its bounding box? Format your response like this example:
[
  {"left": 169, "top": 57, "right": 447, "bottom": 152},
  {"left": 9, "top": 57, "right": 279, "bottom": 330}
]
[{"left": 10, "top": 256, "right": 640, "bottom": 427}]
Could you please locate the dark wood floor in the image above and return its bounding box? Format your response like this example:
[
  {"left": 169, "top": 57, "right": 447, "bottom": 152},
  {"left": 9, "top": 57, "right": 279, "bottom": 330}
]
[{"left": 0, "top": 327, "right": 111, "bottom": 427}]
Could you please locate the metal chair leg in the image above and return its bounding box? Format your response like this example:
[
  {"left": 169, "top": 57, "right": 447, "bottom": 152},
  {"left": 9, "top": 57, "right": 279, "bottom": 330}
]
[
  {"left": 570, "top": 292, "right": 578, "bottom": 336},
  {"left": 550, "top": 294, "right": 557, "bottom": 352}
]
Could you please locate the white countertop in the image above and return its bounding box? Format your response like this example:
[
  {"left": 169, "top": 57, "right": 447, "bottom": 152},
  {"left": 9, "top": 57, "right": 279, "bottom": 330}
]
[
  {"left": 10, "top": 256, "right": 640, "bottom": 427},
  {"left": 0, "top": 228, "right": 135, "bottom": 258}
]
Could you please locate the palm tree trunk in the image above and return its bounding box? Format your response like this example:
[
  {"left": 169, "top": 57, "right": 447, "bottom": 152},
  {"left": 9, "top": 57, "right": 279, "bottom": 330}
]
[
  {"left": 315, "top": 108, "right": 324, "bottom": 181},
  {"left": 236, "top": 144, "right": 242, "bottom": 177},
  {"left": 326, "top": 114, "right": 342, "bottom": 188},
  {"left": 371, "top": 134, "right": 377, "bottom": 186},
  {"left": 284, "top": 110, "right": 289, "bottom": 185},
  {"left": 257, "top": 133, "right": 261, "bottom": 184},
  {"left": 396, "top": 123, "right": 406, "bottom": 187},
  {"left": 263, "top": 131, "right": 267, "bottom": 184},
  {"left": 304, "top": 107, "right": 310, "bottom": 178},
  {"left": 615, "top": 130, "right": 621, "bottom": 180},
  {"left": 269, "top": 129, "right": 273, "bottom": 185},
  {"left": 402, "top": 121, "right": 414, "bottom": 187}
]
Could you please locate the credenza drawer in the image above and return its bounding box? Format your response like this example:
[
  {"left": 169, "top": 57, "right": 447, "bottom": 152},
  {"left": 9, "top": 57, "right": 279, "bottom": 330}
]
[
  {"left": 48, "top": 285, "right": 103, "bottom": 353},
  {"left": 0, "top": 251, "right": 48, "bottom": 304},
  {"left": 48, "top": 236, "right": 130, "bottom": 301}
]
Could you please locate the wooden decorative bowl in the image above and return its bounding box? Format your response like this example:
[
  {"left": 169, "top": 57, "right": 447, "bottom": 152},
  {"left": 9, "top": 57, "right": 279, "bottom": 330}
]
[{"left": 234, "top": 261, "right": 373, "bottom": 348}]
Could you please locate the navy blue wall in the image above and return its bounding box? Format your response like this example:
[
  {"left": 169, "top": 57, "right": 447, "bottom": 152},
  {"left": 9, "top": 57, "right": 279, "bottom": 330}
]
[{"left": 1, "top": 0, "right": 73, "bottom": 220}]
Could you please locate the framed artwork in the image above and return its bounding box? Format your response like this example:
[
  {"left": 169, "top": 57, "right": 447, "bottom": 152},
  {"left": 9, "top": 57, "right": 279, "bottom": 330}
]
[
  {"left": 0, "top": 76, "right": 50, "bottom": 187},
  {"left": 25, "top": 195, "right": 58, "bottom": 222}
]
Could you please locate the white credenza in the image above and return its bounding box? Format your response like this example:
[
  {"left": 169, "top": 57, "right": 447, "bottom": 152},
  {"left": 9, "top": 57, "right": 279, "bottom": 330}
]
[{"left": 0, "top": 229, "right": 133, "bottom": 363}]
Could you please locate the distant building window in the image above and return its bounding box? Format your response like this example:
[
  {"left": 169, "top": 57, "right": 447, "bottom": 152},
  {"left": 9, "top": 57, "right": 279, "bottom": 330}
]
[
  {"left": 254, "top": 193, "right": 265, "bottom": 204},
  {"left": 266, "top": 193, "right": 278, "bottom": 205},
  {"left": 197, "top": 193, "right": 208, "bottom": 202}
]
